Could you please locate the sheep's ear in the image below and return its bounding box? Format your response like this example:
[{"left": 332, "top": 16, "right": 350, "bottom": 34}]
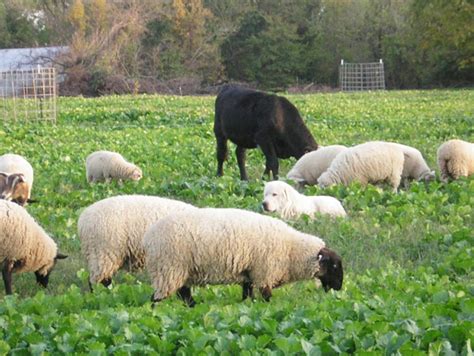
[{"left": 55, "top": 253, "right": 68, "bottom": 260}]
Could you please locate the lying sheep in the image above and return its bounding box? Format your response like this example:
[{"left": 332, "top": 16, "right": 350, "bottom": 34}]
[
  {"left": 262, "top": 181, "right": 347, "bottom": 219},
  {"left": 144, "top": 208, "right": 343, "bottom": 306},
  {"left": 318, "top": 141, "right": 405, "bottom": 192},
  {"left": 78, "top": 195, "right": 197, "bottom": 288},
  {"left": 287, "top": 145, "right": 347, "bottom": 187},
  {"left": 85, "top": 150, "right": 142, "bottom": 184},
  {"left": 437, "top": 139, "right": 474, "bottom": 182},
  {"left": 388, "top": 142, "right": 435, "bottom": 186},
  {"left": 0, "top": 153, "right": 34, "bottom": 202},
  {"left": 0, "top": 200, "right": 67, "bottom": 295}
]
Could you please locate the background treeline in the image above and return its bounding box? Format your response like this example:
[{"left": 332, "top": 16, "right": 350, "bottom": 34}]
[{"left": 0, "top": 0, "right": 472, "bottom": 95}]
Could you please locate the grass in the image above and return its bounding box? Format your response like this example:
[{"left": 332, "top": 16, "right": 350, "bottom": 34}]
[{"left": 0, "top": 89, "right": 472, "bottom": 353}]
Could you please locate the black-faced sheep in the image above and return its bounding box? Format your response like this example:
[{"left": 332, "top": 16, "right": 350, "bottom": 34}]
[
  {"left": 214, "top": 85, "right": 318, "bottom": 180},
  {"left": 0, "top": 200, "right": 67, "bottom": 295},
  {"left": 144, "top": 208, "right": 343, "bottom": 307}
]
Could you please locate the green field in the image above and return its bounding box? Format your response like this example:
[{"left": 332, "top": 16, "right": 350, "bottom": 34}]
[{"left": 0, "top": 90, "right": 473, "bottom": 354}]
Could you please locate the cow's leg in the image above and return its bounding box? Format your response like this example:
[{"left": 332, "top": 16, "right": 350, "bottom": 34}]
[
  {"left": 216, "top": 136, "right": 228, "bottom": 177},
  {"left": 256, "top": 139, "right": 279, "bottom": 180},
  {"left": 236, "top": 146, "right": 248, "bottom": 181},
  {"left": 2, "top": 260, "right": 14, "bottom": 295}
]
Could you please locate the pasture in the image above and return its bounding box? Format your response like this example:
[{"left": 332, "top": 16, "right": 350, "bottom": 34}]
[{"left": 0, "top": 90, "right": 472, "bottom": 354}]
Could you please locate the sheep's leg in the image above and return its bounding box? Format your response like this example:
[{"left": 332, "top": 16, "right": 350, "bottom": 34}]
[
  {"left": 259, "top": 286, "right": 272, "bottom": 302},
  {"left": 216, "top": 136, "right": 228, "bottom": 177},
  {"left": 242, "top": 282, "right": 254, "bottom": 300},
  {"left": 177, "top": 286, "right": 196, "bottom": 307},
  {"left": 2, "top": 260, "right": 14, "bottom": 295},
  {"left": 100, "top": 278, "right": 112, "bottom": 288},
  {"left": 236, "top": 146, "right": 248, "bottom": 181}
]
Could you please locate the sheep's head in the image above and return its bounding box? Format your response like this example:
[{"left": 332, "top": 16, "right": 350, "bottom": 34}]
[
  {"left": 315, "top": 247, "right": 343, "bottom": 292},
  {"left": 418, "top": 170, "right": 436, "bottom": 183},
  {"left": 35, "top": 253, "right": 68, "bottom": 288},
  {"left": 131, "top": 167, "right": 143, "bottom": 181}
]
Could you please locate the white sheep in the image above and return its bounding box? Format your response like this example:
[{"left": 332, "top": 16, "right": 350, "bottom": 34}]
[
  {"left": 387, "top": 142, "right": 435, "bottom": 187},
  {"left": 144, "top": 208, "right": 343, "bottom": 306},
  {"left": 85, "top": 150, "right": 142, "bottom": 184},
  {"left": 78, "top": 195, "right": 197, "bottom": 288},
  {"left": 0, "top": 200, "right": 67, "bottom": 295},
  {"left": 287, "top": 145, "right": 347, "bottom": 187},
  {"left": 318, "top": 141, "right": 405, "bottom": 192},
  {"left": 437, "top": 139, "right": 474, "bottom": 182},
  {"left": 0, "top": 153, "right": 34, "bottom": 203},
  {"left": 262, "top": 181, "right": 347, "bottom": 219}
]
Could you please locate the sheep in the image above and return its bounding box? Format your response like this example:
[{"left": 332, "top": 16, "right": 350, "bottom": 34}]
[
  {"left": 0, "top": 153, "right": 34, "bottom": 203},
  {"left": 318, "top": 141, "right": 405, "bottom": 192},
  {"left": 78, "top": 195, "right": 197, "bottom": 289},
  {"left": 0, "top": 200, "right": 67, "bottom": 295},
  {"left": 287, "top": 145, "right": 347, "bottom": 188},
  {"left": 437, "top": 139, "right": 474, "bottom": 182},
  {"left": 262, "top": 181, "right": 347, "bottom": 219},
  {"left": 144, "top": 208, "right": 343, "bottom": 306},
  {"left": 387, "top": 142, "right": 435, "bottom": 187},
  {"left": 85, "top": 150, "right": 142, "bottom": 184}
]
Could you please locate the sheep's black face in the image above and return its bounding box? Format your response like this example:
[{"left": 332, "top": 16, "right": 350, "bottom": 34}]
[
  {"left": 316, "top": 248, "right": 343, "bottom": 292},
  {"left": 35, "top": 271, "right": 50, "bottom": 288}
]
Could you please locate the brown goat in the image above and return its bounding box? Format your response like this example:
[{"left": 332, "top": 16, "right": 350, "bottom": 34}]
[{"left": 0, "top": 173, "right": 32, "bottom": 206}]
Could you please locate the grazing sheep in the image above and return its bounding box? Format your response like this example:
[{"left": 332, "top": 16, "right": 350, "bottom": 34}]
[
  {"left": 0, "top": 153, "right": 34, "bottom": 202},
  {"left": 0, "top": 173, "right": 33, "bottom": 206},
  {"left": 85, "top": 150, "right": 142, "bottom": 184},
  {"left": 78, "top": 195, "right": 197, "bottom": 288},
  {"left": 287, "top": 145, "right": 347, "bottom": 187},
  {"left": 214, "top": 85, "right": 318, "bottom": 180},
  {"left": 0, "top": 200, "right": 67, "bottom": 295},
  {"left": 262, "top": 181, "right": 347, "bottom": 219},
  {"left": 388, "top": 142, "right": 435, "bottom": 186},
  {"left": 318, "top": 141, "right": 405, "bottom": 192},
  {"left": 437, "top": 139, "right": 474, "bottom": 182},
  {"left": 144, "top": 208, "right": 343, "bottom": 306}
]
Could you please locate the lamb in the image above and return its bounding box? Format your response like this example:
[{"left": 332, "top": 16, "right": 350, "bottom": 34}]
[
  {"left": 0, "top": 200, "right": 67, "bottom": 295},
  {"left": 262, "top": 181, "right": 346, "bottom": 219},
  {"left": 287, "top": 145, "right": 347, "bottom": 187},
  {"left": 387, "top": 142, "right": 435, "bottom": 186},
  {"left": 144, "top": 208, "right": 343, "bottom": 306},
  {"left": 437, "top": 139, "right": 474, "bottom": 182},
  {"left": 0, "top": 153, "right": 34, "bottom": 203},
  {"left": 78, "top": 195, "right": 197, "bottom": 288},
  {"left": 318, "top": 141, "right": 405, "bottom": 192},
  {"left": 85, "top": 150, "right": 142, "bottom": 183}
]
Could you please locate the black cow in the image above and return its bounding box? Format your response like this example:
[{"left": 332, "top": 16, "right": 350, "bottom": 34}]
[{"left": 214, "top": 85, "right": 318, "bottom": 180}]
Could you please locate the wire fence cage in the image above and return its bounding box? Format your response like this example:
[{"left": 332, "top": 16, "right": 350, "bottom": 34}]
[
  {"left": 0, "top": 67, "right": 57, "bottom": 122},
  {"left": 339, "top": 59, "right": 385, "bottom": 91}
]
